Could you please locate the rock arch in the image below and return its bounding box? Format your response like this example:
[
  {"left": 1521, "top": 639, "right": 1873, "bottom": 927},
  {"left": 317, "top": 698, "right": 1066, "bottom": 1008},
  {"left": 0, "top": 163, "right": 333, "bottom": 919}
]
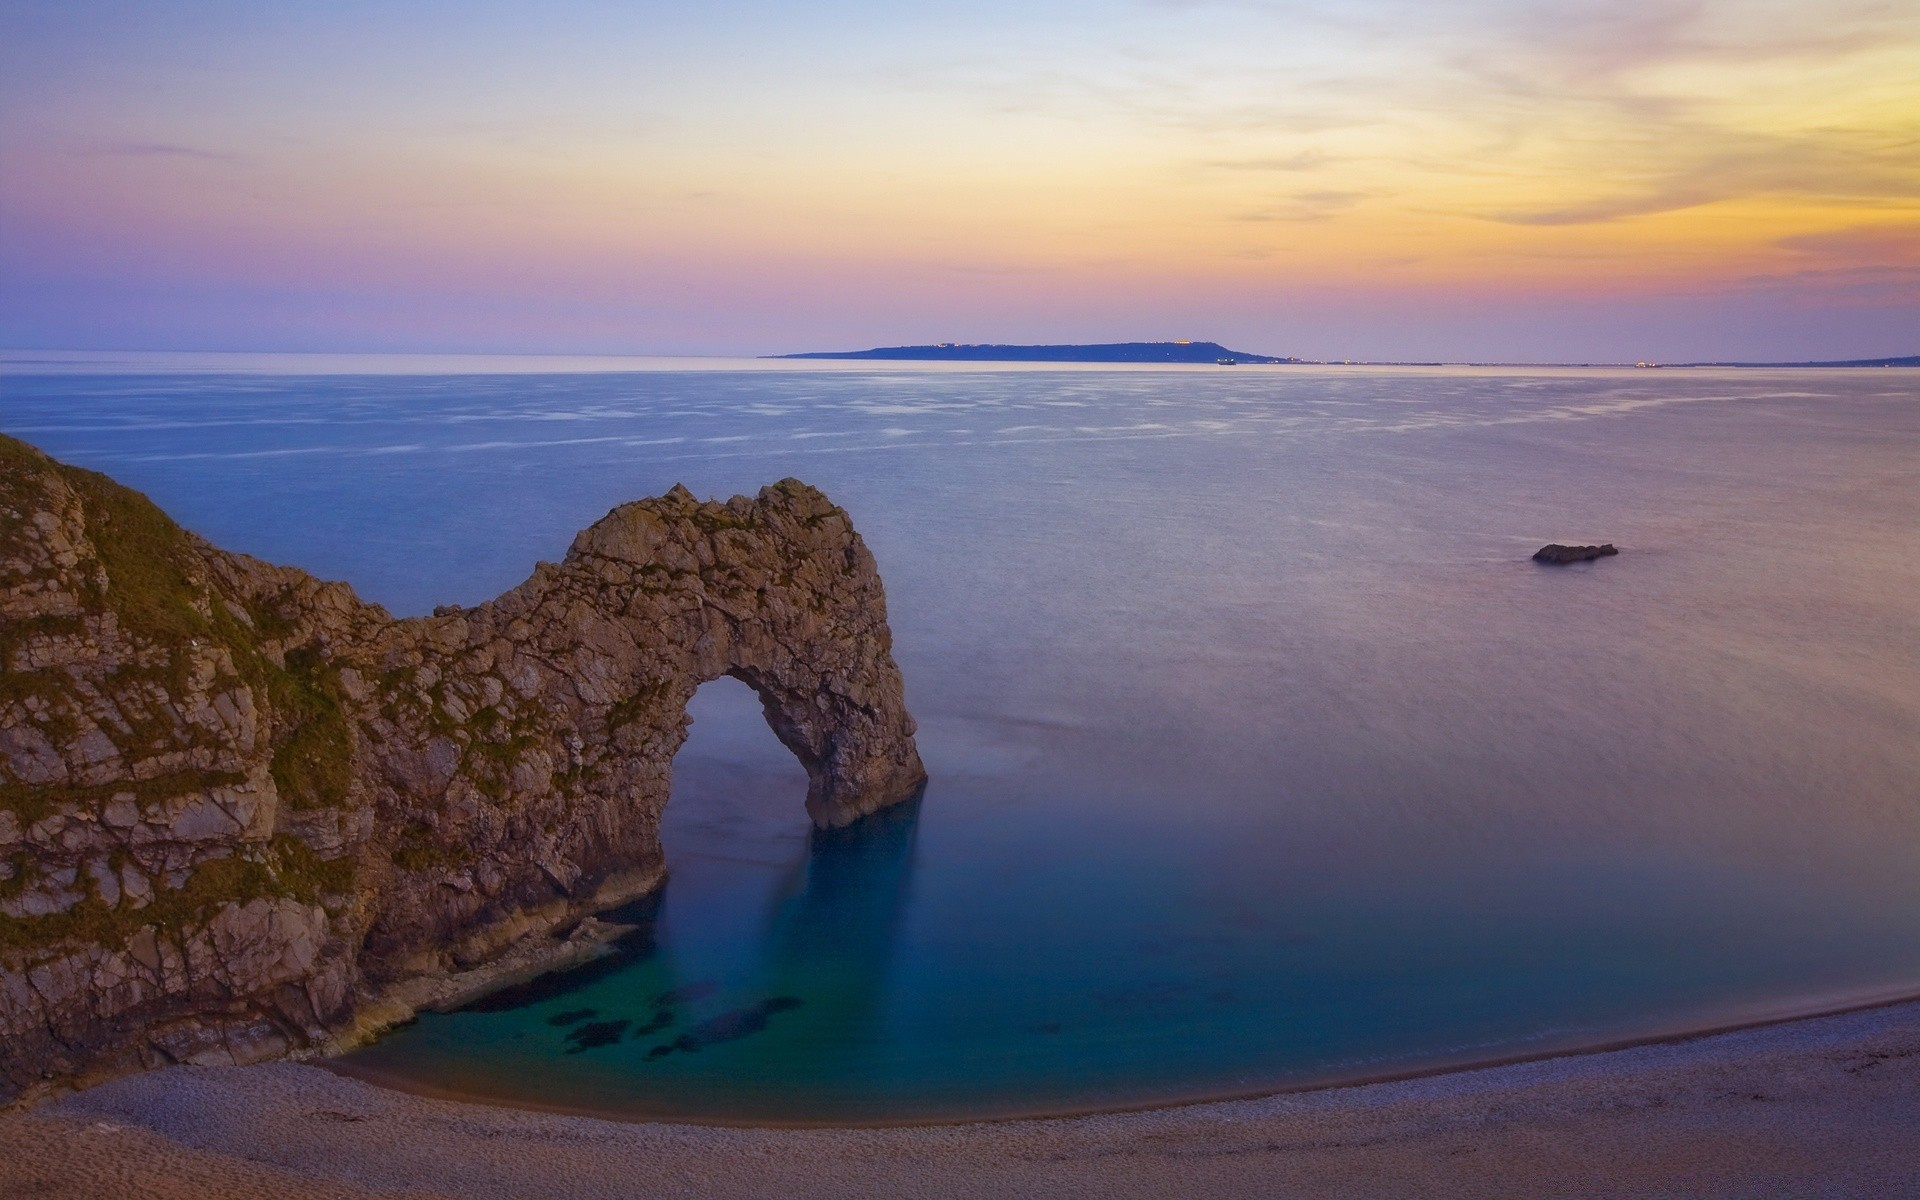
[
  {"left": 0, "top": 434, "right": 924, "bottom": 1099},
  {"left": 348, "top": 479, "right": 929, "bottom": 976}
]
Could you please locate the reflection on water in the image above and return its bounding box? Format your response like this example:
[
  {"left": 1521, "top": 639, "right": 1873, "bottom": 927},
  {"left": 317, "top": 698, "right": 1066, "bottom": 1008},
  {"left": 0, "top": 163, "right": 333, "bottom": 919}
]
[
  {"left": 626, "top": 793, "right": 921, "bottom": 1072},
  {"left": 754, "top": 797, "right": 920, "bottom": 1065},
  {"left": 5, "top": 363, "right": 1919, "bottom": 1122},
  {"left": 339, "top": 759, "right": 925, "bottom": 1120}
]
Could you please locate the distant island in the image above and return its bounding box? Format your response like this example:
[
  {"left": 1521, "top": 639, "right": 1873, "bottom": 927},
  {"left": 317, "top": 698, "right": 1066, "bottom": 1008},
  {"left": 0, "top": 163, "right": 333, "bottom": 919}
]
[
  {"left": 770, "top": 340, "right": 1299, "bottom": 364},
  {"left": 768, "top": 343, "right": 1919, "bottom": 368}
]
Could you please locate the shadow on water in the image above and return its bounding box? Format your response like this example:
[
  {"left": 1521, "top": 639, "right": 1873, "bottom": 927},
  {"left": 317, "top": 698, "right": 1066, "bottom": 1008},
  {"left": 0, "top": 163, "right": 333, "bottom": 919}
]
[
  {"left": 443, "top": 793, "right": 924, "bottom": 1077},
  {"left": 456, "top": 889, "right": 669, "bottom": 1015},
  {"left": 638, "top": 792, "right": 925, "bottom": 1063},
  {"left": 767, "top": 793, "right": 923, "bottom": 1010}
]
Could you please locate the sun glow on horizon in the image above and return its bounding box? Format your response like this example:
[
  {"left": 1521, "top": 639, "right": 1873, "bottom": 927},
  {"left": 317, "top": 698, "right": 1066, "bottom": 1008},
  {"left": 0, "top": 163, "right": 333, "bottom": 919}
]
[{"left": 2, "top": 0, "right": 1916, "bottom": 361}]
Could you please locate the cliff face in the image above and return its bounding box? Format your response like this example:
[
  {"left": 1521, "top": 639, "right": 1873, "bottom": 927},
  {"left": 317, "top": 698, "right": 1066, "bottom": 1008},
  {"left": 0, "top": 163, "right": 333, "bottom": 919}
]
[{"left": 0, "top": 434, "right": 926, "bottom": 1104}]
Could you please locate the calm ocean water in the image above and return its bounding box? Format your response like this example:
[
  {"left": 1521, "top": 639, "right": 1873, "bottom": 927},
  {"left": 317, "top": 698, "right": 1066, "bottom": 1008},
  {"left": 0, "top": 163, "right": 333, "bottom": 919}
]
[{"left": 5, "top": 355, "right": 1918, "bottom": 1123}]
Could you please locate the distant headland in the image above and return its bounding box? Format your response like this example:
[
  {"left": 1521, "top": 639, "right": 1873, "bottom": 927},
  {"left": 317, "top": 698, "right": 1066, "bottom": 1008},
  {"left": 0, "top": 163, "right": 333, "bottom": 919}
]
[
  {"left": 767, "top": 343, "right": 1917, "bottom": 368},
  {"left": 1672, "top": 354, "right": 1920, "bottom": 368},
  {"left": 770, "top": 341, "right": 1298, "bottom": 364}
]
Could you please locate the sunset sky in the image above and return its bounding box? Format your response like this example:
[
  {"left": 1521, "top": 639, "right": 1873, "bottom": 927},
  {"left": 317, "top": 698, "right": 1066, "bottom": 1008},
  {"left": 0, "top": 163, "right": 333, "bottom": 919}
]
[{"left": 2, "top": 0, "right": 1916, "bottom": 361}]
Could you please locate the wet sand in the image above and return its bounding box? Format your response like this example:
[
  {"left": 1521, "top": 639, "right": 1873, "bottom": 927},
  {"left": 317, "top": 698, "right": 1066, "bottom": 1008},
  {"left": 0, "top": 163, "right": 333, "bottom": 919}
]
[{"left": 3, "top": 998, "right": 1918, "bottom": 1199}]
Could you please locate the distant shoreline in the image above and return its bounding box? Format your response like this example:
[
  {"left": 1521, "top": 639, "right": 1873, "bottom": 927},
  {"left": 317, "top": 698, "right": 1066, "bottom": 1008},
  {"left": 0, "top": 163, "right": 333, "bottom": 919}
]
[
  {"left": 770, "top": 340, "right": 1296, "bottom": 364},
  {"left": 5, "top": 348, "right": 1917, "bottom": 375},
  {"left": 770, "top": 343, "right": 1920, "bottom": 369}
]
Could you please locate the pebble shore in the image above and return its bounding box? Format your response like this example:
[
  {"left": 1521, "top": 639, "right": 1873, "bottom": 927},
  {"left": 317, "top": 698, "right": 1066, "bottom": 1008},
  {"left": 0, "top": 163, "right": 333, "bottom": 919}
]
[{"left": 3, "top": 997, "right": 1917, "bottom": 1198}]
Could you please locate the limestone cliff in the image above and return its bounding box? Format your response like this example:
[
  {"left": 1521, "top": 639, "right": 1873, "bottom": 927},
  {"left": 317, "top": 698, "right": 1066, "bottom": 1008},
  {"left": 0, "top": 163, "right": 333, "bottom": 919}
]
[{"left": 0, "top": 434, "right": 925, "bottom": 1104}]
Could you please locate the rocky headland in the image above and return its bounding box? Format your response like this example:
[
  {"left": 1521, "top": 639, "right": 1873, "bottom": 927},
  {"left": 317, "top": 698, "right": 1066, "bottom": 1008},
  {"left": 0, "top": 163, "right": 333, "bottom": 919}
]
[{"left": 0, "top": 433, "right": 925, "bottom": 1106}]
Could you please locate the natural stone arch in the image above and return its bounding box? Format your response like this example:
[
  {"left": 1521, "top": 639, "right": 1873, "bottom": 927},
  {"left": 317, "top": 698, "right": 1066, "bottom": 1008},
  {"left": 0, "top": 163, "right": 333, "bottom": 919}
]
[
  {"left": 722, "top": 658, "right": 919, "bottom": 829},
  {"left": 347, "top": 479, "right": 928, "bottom": 977},
  {"left": 0, "top": 434, "right": 925, "bottom": 1099}
]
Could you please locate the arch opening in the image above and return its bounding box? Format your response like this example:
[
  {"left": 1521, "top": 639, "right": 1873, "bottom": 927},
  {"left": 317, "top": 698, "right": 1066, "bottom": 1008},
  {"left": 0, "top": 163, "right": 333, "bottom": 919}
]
[
  {"left": 657, "top": 676, "right": 816, "bottom": 979},
  {"left": 663, "top": 675, "right": 815, "bottom": 860}
]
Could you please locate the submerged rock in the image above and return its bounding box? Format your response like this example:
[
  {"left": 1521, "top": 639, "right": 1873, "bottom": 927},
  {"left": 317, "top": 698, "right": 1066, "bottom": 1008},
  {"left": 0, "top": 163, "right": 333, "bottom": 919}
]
[
  {"left": 564, "top": 1019, "right": 630, "bottom": 1052},
  {"left": 0, "top": 433, "right": 925, "bottom": 1103},
  {"left": 1532, "top": 543, "right": 1619, "bottom": 565},
  {"left": 643, "top": 996, "right": 805, "bottom": 1059}
]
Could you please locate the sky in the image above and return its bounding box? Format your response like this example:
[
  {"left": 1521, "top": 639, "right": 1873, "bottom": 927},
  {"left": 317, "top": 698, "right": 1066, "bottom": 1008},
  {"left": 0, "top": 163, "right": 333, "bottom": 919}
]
[{"left": 1, "top": 0, "right": 1916, "bottom": 362}]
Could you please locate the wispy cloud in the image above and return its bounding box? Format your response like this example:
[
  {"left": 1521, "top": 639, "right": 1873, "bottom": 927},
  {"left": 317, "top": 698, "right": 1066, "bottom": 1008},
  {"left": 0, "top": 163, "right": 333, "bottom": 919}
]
[
  {"left": 1739, "top": 262, "right": 1920, "bottom": 303},
  {"left": 1479, "top": 128, "right": 1920, "bottom": 226},
  {"left": 1202, "top": 150, "right": 1338, "bottom": 172},
  {"left": 1778, "top": 224, "right": 1920, "bottom": 260},
  {"left": 90, "top": 140, "right": 247, "bottom": 164},
  {"left": 1233, "top": 189, "right": 1371, "bottom": 222}
]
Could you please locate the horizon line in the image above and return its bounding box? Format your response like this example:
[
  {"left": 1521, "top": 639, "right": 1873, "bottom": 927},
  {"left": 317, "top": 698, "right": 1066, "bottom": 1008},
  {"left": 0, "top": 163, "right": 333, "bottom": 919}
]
[{"left": 2, "top": 346, "right": 1916, "bottom": 372}]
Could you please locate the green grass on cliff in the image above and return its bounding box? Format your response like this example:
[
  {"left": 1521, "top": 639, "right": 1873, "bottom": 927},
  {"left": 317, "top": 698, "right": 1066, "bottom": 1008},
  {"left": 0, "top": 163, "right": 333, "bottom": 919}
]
[
  {"left": 0, "top": 434, "right": 219, "bottom": 707},
  {"left": 264, "top": 645, "right": 354, "bottom": 810},
  {"left": 0, "top": 769, "right": 249, "bottom": 830},
  {"left": 2, "top": 437, "right": 355, "bottom": 812},
  {"left": 0, "top": 436, "right": 361, "bottom": 960},
  {"left": 60, "top": 463, "right": 211, "bottom": 650},
  {"left": 392, "top": 821, "right": 474, "bottom": 873},
  {"left": 604, "top": 680, "right": 672, "bottom": 731},
  {"left": 0, "top": 435, "right": 58, "bottom": 568},
  {"left": 0, "top": 835, "right": 355, "bottom": 962}
]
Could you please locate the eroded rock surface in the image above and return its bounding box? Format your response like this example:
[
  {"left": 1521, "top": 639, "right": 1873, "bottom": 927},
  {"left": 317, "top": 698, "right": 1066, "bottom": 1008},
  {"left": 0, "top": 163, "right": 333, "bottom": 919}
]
[
  {"left": 1532, "top": 543, "right": 1619, "bottom": 565},
  {"left": 0, "top": 434, "right": 925, "bottom": 1103}
]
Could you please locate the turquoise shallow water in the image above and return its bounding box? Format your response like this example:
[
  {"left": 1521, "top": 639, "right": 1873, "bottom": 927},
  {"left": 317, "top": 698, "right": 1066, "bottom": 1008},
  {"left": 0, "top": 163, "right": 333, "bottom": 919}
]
[{"left": 5, "top": 358, "right": 1919, "bottom": 1123}]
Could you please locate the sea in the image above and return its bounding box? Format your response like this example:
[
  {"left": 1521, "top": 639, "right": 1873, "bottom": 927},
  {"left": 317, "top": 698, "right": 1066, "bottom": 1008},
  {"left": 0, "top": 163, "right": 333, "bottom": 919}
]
[{"left": 4, "top": 351, "right": 1918, "bottom": 1124}]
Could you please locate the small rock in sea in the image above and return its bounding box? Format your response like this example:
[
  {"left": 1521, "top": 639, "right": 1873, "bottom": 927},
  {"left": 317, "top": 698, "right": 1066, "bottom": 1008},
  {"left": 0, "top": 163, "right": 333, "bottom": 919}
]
[{"left": 1533, "top": 543, "right": 1619, "bottom": 565}]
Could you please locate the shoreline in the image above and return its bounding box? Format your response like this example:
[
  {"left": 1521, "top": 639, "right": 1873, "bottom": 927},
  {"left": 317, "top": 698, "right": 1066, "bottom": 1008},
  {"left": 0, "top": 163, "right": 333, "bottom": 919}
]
[
  {"left": 315, "top": 863, "right": 666, "bottom": 1059},
  {"left": 4, "top": 992, "right": 1917, "bottom": 1197},
  {"left": 320, "top": 979, "right": 1920, "bottom": 1130}
]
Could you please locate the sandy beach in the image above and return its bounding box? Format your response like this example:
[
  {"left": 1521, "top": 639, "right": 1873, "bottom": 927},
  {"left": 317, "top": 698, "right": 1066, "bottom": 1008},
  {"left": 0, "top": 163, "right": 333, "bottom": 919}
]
[{"left": 1, "top": 998, "right": 1915, "bottom": 1198}]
